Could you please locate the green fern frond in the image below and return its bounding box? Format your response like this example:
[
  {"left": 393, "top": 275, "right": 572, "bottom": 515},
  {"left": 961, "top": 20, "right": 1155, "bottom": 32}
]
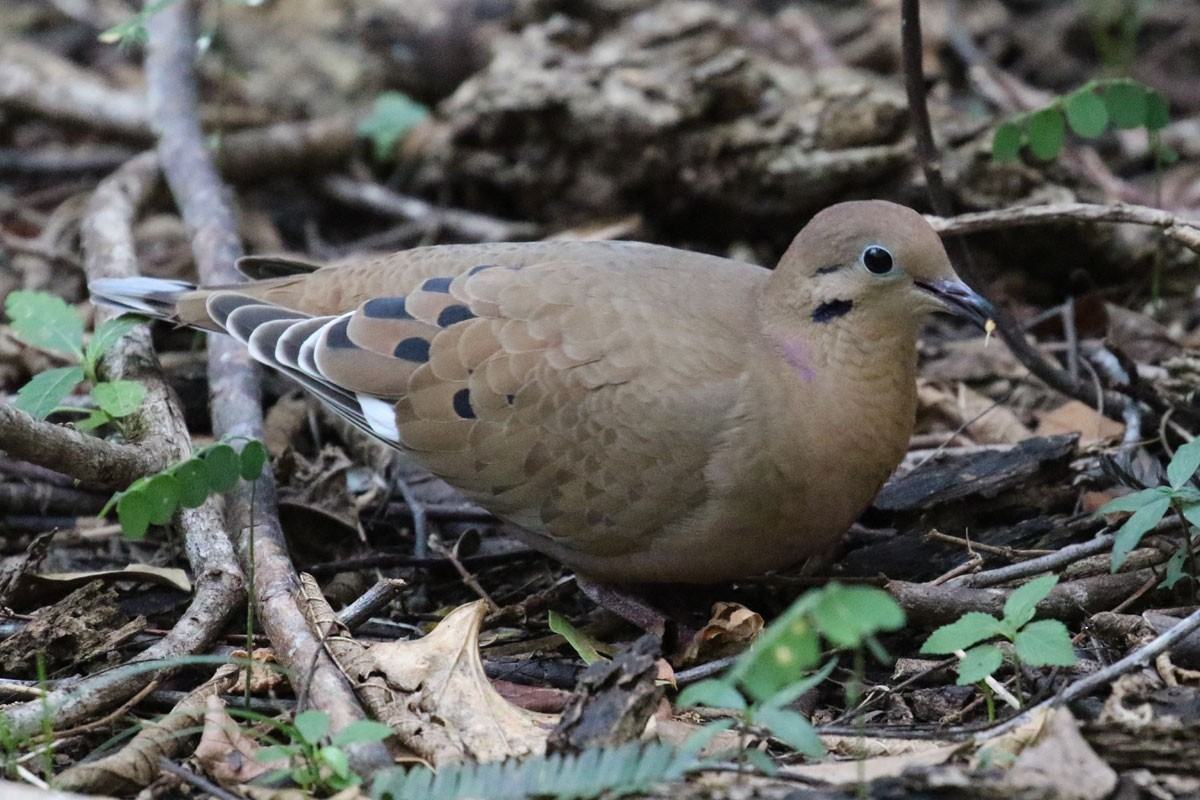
[{"left": 370, "top": 739, "right": 711, "bottom": 800}]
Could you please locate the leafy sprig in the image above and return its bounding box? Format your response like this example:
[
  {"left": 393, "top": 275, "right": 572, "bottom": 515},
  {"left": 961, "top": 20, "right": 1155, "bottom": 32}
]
[
  {"left": 101, "top": 439, "right": 269, "bottom": 539},
  {"left": 920, "top": 575, "right": 1076, "bottom": 692},
  {"left": 5, "top": 291, "right": 147, "bottom": 429},
  {"left": 678, "top": 583, "right": 905, "bottom": 768},
  {"left": 992, "top": 78, "right": 1172, "bottom": 164}
]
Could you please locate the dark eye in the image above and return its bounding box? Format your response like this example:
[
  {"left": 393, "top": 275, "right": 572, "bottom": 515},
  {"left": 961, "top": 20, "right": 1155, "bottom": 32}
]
[{"left": 862, "top": 245, "right": 893, "bottom": 275}]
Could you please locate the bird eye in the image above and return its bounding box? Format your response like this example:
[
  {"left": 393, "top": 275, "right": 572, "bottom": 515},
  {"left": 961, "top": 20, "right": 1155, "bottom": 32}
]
[{"left": 861, "top": 245, "right": 894, "bottom": 275}]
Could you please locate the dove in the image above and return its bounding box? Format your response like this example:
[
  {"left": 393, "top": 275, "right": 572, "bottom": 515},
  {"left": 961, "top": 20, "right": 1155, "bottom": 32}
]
[{"left": 89, "top": 201, "right": 992, "bottom": 584}]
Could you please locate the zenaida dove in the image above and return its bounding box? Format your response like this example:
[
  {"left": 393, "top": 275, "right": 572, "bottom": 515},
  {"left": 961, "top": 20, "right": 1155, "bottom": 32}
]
[{"left": 90, "top": 200, "right": 992, "bottom": 583}]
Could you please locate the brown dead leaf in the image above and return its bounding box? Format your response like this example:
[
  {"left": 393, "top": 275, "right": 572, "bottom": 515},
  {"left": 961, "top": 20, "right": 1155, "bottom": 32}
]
[
  {"left": 195, "top": 695, "right": 282, "bottom": 786},
  {"left": 1035, "top": 400, "right": 1124, "bottom": 444},
  {"left": 231, "top": 648, "right": 287, "bottom": 695},
  {"left": 1002, "top": 708, "right": 1117, "bottom": 800},
  {"left": 917, "top": 380, "right": 1031, "bottom": 445},
  {"left": 55, "top": 663, "right": 241, "bottom": 795},
  {"left": 369, "top": 601, "right": 554, "bottom": 763},
  {"left": 677, "top": 602, "right": 763, "bottom": 665}
]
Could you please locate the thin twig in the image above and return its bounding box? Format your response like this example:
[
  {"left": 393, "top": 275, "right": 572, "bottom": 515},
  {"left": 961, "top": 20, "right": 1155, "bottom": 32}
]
[{"left": 899, "top": 0, "right": 1141, "bottom": 426}]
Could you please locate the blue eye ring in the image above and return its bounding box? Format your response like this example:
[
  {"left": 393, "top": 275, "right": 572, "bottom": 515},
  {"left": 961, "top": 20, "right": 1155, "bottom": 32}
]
[{"left": 862, "top": 245, "right": 894, "bottom": 275}]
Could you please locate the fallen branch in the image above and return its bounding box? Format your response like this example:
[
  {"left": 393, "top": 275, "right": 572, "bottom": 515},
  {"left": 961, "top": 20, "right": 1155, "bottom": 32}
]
[
  {"left": 928, "top": 201, "right": 1200, "bottom": 257},
  {"left": 144, "top": 0, "right": 392, "bottom": 774}
]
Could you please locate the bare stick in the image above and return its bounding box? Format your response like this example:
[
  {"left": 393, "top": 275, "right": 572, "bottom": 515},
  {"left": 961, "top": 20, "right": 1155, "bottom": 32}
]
[
  {"left": 899, "top": 0, "right": 1137, "bottom": 425},
  {"left": 143, "top": 0, "right": 391, "bottom": 774}
]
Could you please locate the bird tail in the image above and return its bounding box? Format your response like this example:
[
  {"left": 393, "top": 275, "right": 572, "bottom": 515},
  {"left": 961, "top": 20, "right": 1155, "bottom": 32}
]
[{"left": 88, "top": 277, "right": 223, "bottom": 330}]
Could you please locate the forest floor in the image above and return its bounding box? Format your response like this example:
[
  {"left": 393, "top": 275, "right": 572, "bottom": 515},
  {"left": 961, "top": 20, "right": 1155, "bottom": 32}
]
[{"left": 3, "top": 1, "right": 1200, "bottom": 798}]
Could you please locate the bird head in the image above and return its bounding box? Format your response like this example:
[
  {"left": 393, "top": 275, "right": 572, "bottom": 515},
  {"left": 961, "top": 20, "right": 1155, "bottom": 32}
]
[{"left": 767, "top": 200, "right": 993, "bottom": 334}]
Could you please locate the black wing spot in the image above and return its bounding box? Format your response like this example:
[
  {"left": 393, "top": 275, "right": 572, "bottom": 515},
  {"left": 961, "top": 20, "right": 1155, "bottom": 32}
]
[
  {"left": 468, "top": 264, "right": 496, "bottom": 276},
  {"left": 453, "top": 388, "right": 476, "bottom": 419},
  {"left": 394, "top": 336, "right": 432, "bottom": 362},
  {"left": 437, "top": 304, "right": 475, "bottom": 328},
  {"left": 362, "top": 296, "right": 413, "bottom": 320},
  {"left": 326, "top": 318, "right": 354, "bottom": 348},
  {"left": 812, "top": 299, "right": 853, "bottom": 323},
  {"left": 505, "top": 394, "right": 515, "bottom": 405},
  {"left": 421, "top": 276, "right": 453, "bottom": 293}
]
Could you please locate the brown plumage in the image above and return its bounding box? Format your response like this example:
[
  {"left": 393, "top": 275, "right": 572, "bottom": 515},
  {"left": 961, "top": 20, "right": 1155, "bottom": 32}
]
[{"left": 90, "top": 200, "right": 991, "bottom": 583}]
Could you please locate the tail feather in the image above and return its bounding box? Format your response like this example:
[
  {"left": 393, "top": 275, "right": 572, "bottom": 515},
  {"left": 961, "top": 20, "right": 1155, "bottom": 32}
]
[{"left": 88, "top": 277, "right": 196, "bottom": 319}]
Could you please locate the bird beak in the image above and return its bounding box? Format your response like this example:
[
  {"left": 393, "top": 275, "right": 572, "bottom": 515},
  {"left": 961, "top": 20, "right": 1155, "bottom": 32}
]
[{"left": 914, "top": 279, "right": 995, "bottom": 330}]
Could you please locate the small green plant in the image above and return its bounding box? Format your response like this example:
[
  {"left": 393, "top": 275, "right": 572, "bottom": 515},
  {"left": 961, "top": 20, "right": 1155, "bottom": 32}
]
[
  {"left": 5, "top": 291, "right": 147, "bottom": 429},
  {"left": 358, "top": 92, "right": 430, "bottom": 162},
  {"left": 548, "top": 610, "right": 605, "bottom": 665},
  {"left": 991, "top": 78, "right": 1172, "bottom": 164},
  {"left": 100, "top": 438, "right": 269, "bottom": 539},
  {"left": 1097, "top": 437, "right": 1200, "bottom": 584},
  {"left": 255, "top": 710, "right": 393, "bottom": 794},
  {"left": 97, "top": 0, "right": 180, "bottom": 46},
  {"left": 920, "top": 574, "right": 1076, "bottom": 710},
  {"left": 677, "top": 583, "right": 905, "bottom": 773}
]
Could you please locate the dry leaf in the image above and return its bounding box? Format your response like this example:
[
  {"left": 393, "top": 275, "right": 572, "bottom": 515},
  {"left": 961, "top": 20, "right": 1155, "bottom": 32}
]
[
  {"left": 918, "top": 380, "right": 1031, "bottom": 445},
  {"left": 677, "top": 602, "right": 764, "bottom": 665},
  {"left": 195, "top": 696, "right": 281, "bottom": 786},
  {"left": 1035, "top": 400, "right": 1124, "bottom": 444},
  {"left": 369, "top": 601, "right": 554, "bottom": 762},
  {"left": 1002, "top": 708, "right": 1116, "bottom": 800}
]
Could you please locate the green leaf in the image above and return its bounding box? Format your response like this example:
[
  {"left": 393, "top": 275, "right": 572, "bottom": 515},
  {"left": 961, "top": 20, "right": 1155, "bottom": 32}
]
[
  {"left": 1014, "top": 619, "right": 1077, "bottom": 667},
  {"left": 676, "top": 679, "right": 746, "bottom": 711},
  {"left": 74, "top": 409, "right": 112, "bottom": 432},
  {"left": 752, "top": 707, "right": 825, "bottom": 758},
  {"left": 732, "top": 608, "right": 822, "bottom": 703},
  {"left": 239, "top": 439, "right": 269, "bottom": 480},
  {"left": 1098, "top": 487, "right": 1170, "bottom": 515},
  {"left": 1002, "top": 574, "right": 1058, "bottom": 630},
  {"left": 1159, "top": 547, "right": 1188, "bottom": 590},
  {"left": 142, "top": 473, "right": 181, "bottom": 526},
  {"left": 991, "top": 121, "right": 1022, "bottom": 162},
  {"left": 331, "top": 720, "right": 393, "bottom": 747},
  {"left": 14, "top": 366, "right": 85, "bottom": 420},
  {"left": 810, "top": 583, "right": 905, "bottom": 649},
  {"left": 1064, "top": 91, "right": 1109, "bottom": 138},
  {"left": 91, "top": 380, "right": 145, "bottom": 418},
  {"left": 956, "top": 644, "right": 1004, "bottom": 686},
  {"left": 358, "top": 92, "right": 430, "bottom": 162},
  {"left": 254, "top": 744, "right": 296, "bottom": 763},
  {"left": 172, "top": 458, "right": 211, "bottom": 509},
  {"left": 116, "top": 491, "right": 151, "bottom": 540},
  {"left": 1105, "top": 82, "right": 1148, "bottom": 129},
  {"left": 204, "top": 444, "right": 241, "bottom": 493},
  {"left": 1145, "top": 90, "right": 1170, "bottom": 131},
  {"left": 920, "top": 612, "right": 1006, "bottom": 655},
  {"left": 5, "top": 291, "right": 83, "bottom": 360},
  {"left": 548, "top": 610, "right": 604, "bottom": 666},
  {"left": 741, "top": 747, "right": 778, "bottom": 776},
  {"left": 85, "top": 315, "right": 147, "bottom": 371},
  {"left": 758, "top": 659, "right": 838, "bottom": 711},
  {"left": 320, "top": 745, "right": 351, "bottom": 779},
  {"left": 1027, "top": 108, "right": 1065, "bottom": 161},
  {"left": 1111, "top": 496, "right": 1172, "bottom": 571},
  {"left": 1169, "top": 439, "right": 1200, "bottom": 489},
  {"left": 293, "top": 710, "right": 330, "bottom": 744}
]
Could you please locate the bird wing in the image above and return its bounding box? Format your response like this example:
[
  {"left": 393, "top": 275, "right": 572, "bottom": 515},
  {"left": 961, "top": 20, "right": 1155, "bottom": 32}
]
[{"left": 213, "top": 243, "right": 766, "bottom": 557}]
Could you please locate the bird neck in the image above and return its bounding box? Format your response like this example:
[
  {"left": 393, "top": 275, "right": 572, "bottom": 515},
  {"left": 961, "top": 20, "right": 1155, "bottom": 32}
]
[{"left": 744, "top": 308, "right": 921, "bottom": 487}]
